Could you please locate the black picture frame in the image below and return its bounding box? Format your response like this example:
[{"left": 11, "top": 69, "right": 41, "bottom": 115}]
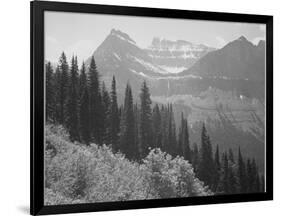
[{"left": 30, "top": 1, "right": 273, "bottom": 215}]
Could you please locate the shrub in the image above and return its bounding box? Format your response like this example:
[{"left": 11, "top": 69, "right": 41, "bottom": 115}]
[
  {"left": 142, "top": 149, "right": 212, "bottom": 199},
  {"left": 44, "top": 124, "right": 211, "bottom": 205}
]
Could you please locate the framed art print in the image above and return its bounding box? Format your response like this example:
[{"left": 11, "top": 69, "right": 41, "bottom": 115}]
[{"left": 31, "top": 1, "right": 273, "bottom": 215}]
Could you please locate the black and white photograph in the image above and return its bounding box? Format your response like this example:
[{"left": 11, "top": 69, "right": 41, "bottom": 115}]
[{"left": 44, "top": 11, "right": 267, "bottom": 206}]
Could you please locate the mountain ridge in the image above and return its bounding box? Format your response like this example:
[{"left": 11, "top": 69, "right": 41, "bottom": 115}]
[
  {"left": 180, "top": 36, "right": 265, "bottom": 81},
  {"left": 84, "top": 29, "right": 265, "bottom": 100}
]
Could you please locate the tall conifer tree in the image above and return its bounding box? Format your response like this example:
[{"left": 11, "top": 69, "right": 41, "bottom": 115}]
[
  {"left": 198, "top": 123, "right": 215, "bottom": 188},
  {"left": 88, "top": 56, "right": 102, "bottom": 144},
  {"left": 79, "top": 62, "right": 87, "bottom": 98},
  {"left": 192, "top": 142, "right": 200, "bottom": 173},
  {"left": 152, "top": 104, "right": 162, "bottom": 149},
  {"left": 139, "top": 81, "right": 152, "bottom": 158},
  {"left": 78, "top": 62, "right": 90, "bottom": 144},
  {"left": 166, "top": 104, "right": 177, "bottom": 156},
  {"left": 58, "top": 52, "right": 69, "bottom": 125},
  {"left": 134, "top": 103, "right": 140, "bottom": 160},
  {"left": 228, "top": 148, "right": 235, "bottom": 163},
  {"left": 222, "top": 153, "right": 229, "bottom": 194},
  {"left": 109, "top": 76, "right": 120, "bottom": 151},
  {"left": 238, "top": 147, "right": 247, "bottom": 193},
  {"left": 45, "top": 62, "right": 55, "bottom": 122},
  {"left": 120, "top": 83, "right": 136, "bottom": 160},
  {"left": 79, "top": 87, "right": 90, "bottom": 144},
  {"left": 178, "top": 113, "right": 191, "bottom": 161},
  {"left": 101, "top": 82, "right": 111, "bottom": 144},
  {"left": 53, "top": 66, "right": 61, "bottom": 123},
  {"left": 213, "top": 145, "right": 221, "bottom": 192},
  {"left": 66, "top": 56, "right": 79, "bottom": 141}
]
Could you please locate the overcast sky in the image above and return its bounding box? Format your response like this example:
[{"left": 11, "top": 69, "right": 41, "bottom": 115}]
[{"left": 45, "top": 11, "right": 266, "bottom": 64}]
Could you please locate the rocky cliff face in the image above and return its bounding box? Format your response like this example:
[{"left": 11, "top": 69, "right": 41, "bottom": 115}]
[{"left": 145, "top": 37, "right": 215, "bottom": 73}]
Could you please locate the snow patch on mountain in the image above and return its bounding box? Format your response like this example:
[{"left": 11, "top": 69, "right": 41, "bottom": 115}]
[
  {"left": 129, "top": 67, "right": 202, "bottom": 80},
  {"left": 113, "top": 53, "right": 121, "bottom": 61},
  {"left": 130, "top": 68, "right": 151, "bottom": 79},
  {"left": 160, "top": 66, "right": 187, "bottom": 74},
  {"left": 128, "top": 55, "right": 168, "bottom": 74}
]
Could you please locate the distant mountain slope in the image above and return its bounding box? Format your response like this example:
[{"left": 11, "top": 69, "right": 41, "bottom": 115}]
[{"left": 180, "top": 36, "right": 265, "bottom": 81}]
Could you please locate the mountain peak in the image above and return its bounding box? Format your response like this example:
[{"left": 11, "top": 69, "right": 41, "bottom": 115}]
[
  {"left": 238, "top": 35, "right": 248, "bottom": 42},
  {"left": 109, "top": 29, "right": 136, "bottom": 45},
  {"left": 257, "top": 40, "right": 265, "bottom": 46},
  {"left": 257, "top": 40, "right": 265, "bottom": 50}
]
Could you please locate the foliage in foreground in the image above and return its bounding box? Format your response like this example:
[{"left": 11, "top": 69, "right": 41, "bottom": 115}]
[{"left": 45, "top": 124, "right": 212, "bottom": 205}]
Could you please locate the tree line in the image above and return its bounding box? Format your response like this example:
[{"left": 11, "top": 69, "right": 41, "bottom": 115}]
[{"left": 45, "top": 52, "right": 264, "bottom": 194}]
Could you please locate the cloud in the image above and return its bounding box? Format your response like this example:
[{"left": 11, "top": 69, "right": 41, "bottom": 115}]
[
  {"left": 252, "top": 36, "right": 265, "bottom": 45},
  {"left": 215, "top": 36, "right": 226, "bottom": 48}
]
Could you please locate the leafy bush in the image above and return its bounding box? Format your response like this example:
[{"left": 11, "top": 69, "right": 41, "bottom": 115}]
[
  {"left": 45, "top": 124, "right": 211, "bottom": 205},
  {"left": 142, "top": 149, "right": 212, "bottom": 198}
]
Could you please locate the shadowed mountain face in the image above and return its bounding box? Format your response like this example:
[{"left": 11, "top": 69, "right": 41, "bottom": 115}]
[{"left": 181, "top": 36, "right": 265, "bottom": 82}]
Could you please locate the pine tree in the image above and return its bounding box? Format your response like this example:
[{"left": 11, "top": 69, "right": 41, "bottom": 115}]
[
  {"left": 215, "top": 145, "right": 221, "bottom": 170},
  {"left": 160, "top": 105, "right": 169, "bottom": 151},
  {"left": 178, "top": 113, "right": 191, "bottom": 161},
  {"left": 79, "top": 86, "right": 91, "bottom": 145},
  {"left": 78, "top": 61, "right": 91, "bottom": 145},
  {"left": 246, "top": 158, "right": 252, "bottom": 192},
  {"left": 238, "top": 147, "right": 247, "bottom": 193},
  {"left": 57, "top": 52, "right": 69, "bottom": 125},
  {"left": 198, "top": 123, "right": 215, "bottom": 188},
  {"left": 192, "top": 142, "right": 199, "bottom": 173},
  {"left": 228, "top": 150, "right": 237, "bottom": 194},
  {"left": 45, "top": 62, "right": 55, "bottom": 122},
  {"left": 134, "top": 103, "right": 140, "bottom": 161},
  {"left": 53, "top": 66, "right": 61, "bottom": 123},
  {"left": 109, "top": 76, "right": 120, "bottom": 151},
  {"left": 120, "top": 83, "right": 136, "bottom": 160},
  {"left": 166, "top": 104, "right": 177, "bottom": 156},
  {"left": 139, "top": 81, "right": 152, "bottom": 158},
  {"left": 88, "top": 56, "right": 102, "bottom": 144},
  {"left": 228, "top": 148, "right": 235, "bottom": 163},
  {"left": 79, "top": 62, "right": 87, "bottom": 98},
  {"left": 222, "top": 152, "right": 229, "bottom": 194},
  {"left": 213, "top": 145, "right": 221, "bottom": 192},
  {"left": 65, "top": 56, "right": 79, "bottom": 141},
  {"left": 101, "top": 82, "right": 111, "bottom": 144},
  {"left": 152, "top": 104, "right": 162, "bottom": 149}
]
